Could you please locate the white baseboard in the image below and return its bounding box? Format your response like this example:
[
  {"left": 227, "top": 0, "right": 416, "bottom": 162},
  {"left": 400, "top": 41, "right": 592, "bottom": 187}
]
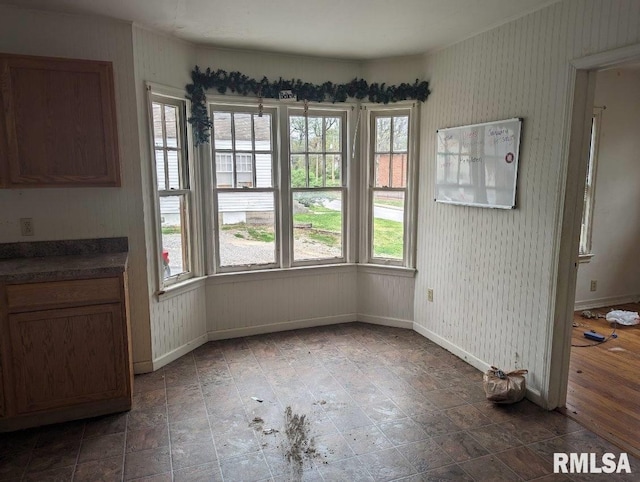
[
  {"left": 207, "top": 313, "right": 358, "bottom": 341},
  {"left": 412, "top": 323, "right": 492, "bottom": 372},
  {"left": 412, "top": 322, "right": 544, "bottom": 407},
  {"left": 151, "top": 334, "right": 209, "bottom": 371},
  {"left": 133, "top": 360, "right": 154, "bottom": 374},
  {"left": 357, "top": 314, "right": 413, "bottom": 329},
  {"left": 574, "top": 294, "right": 640, "bottom": 311}
]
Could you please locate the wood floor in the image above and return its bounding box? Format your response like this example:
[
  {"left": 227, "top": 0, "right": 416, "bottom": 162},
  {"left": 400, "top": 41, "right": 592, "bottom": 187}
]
[{"left": 564, "top": 302, "right": 640, "bottom": 458}]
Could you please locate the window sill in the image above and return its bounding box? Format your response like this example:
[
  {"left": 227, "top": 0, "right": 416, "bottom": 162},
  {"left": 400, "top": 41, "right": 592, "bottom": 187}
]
[
  {"left": 357, "top": 264, "right": 417, "bottom": 278},
  {"left": 156, "top": 276, "right": 206, "bottom": 301},
  {"left": 579, "top": 253, "right": 594, "bottom": 264},
  {"left": 205, "top": 263, "right": 417, "bottom": 285},
  {"left": 207, "top": 263, "right": 358, "bottom": 285}
]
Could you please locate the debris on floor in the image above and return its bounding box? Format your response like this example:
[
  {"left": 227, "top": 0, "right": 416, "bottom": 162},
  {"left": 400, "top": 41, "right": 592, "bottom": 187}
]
[
  {"left": 581, "top": 310, "right": 604, "bottom": 319},
  {"left": 283, "top": 405, "right": 316, "bottom": 474},
  {"left": 249, "top": 417, "right": 264, "bottom": 430}
]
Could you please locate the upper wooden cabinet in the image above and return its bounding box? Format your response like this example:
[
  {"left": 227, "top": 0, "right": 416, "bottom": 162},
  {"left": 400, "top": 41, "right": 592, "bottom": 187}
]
[{"left": 0, "top": 54, "right": 121, "bottom": 187}]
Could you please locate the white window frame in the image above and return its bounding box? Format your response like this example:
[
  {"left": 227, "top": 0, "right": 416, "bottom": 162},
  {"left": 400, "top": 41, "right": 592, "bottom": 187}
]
[
  {"left": 147, "top": 87, "right": 196, "bottom": 289},
  {"left": 207, "top": 99, "right": 353, "bottom": 273},
  {"left": 363, "top": 103, "right": 419, "bottom": 268},
  {"left": 579, "top": 108, "right": 602, "bottom": 262},
  {"left": 210, "top": 103, "right": 280, "bottom": 273},
  {"left": 287, "top": 107, "right": 349, "bottom": 267}
]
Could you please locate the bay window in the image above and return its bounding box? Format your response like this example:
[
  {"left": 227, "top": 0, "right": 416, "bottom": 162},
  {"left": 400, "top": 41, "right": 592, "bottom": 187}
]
[{"left": 148, "top": 94, "right": 417, "bottom": 284}]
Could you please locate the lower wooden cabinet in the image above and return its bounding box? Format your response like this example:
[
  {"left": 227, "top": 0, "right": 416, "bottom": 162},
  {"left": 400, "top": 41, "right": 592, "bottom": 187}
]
[{"left": 0, "top": 275, "right": 132, "bottom": 431}]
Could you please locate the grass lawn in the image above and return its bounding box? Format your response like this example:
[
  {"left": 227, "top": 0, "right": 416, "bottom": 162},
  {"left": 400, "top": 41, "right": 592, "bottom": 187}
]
[
  {"left": 222, "top": 223, "right": 275, "bottom": 243},
  {"left": 374, "top": 199, "right": 404, "bottom": 208},
  {"left": 161, "top": 225, "right": 182, "bottom": 235},
  {"left": 218, "top": 206, "right": 403, "bottom": 258},
  {"left": 373, "top": 218, "right": 404, "bottom": 259},
  {"left": 295, "top": 205, "right": 403, "bottom": 257}
]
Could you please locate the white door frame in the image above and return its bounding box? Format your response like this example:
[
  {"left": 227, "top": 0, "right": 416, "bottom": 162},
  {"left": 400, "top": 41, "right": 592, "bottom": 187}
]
[{"left": 548, "top": 42, "right": 640, "bottom": 409}]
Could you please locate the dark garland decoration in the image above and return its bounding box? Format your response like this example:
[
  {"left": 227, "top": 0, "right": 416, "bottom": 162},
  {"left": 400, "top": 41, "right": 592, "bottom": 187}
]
[{"left": 186, "top": 66, "right": 430, "bottom": 145}]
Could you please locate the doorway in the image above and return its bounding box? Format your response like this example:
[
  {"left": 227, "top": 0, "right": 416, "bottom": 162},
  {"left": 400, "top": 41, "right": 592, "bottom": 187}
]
[{"left": 553, "top": 45, "right": 640, "bottom": 457}]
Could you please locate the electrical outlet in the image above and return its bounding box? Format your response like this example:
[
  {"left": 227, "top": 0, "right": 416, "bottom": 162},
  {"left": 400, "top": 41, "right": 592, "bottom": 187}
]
[
  {"left": 590, "top": 280, "right": 597, "bottom": 292},
  {"left": 427, "top": 288, "right": 434, "bottom": 302},
  {"left": 20, "top": 218, "right": 34, "bottom": 236}
]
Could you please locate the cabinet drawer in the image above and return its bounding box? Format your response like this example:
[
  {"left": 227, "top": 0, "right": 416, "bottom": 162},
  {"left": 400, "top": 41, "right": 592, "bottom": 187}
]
[{"left": 6, "top": 277, "right": 121, "bottom": 312}]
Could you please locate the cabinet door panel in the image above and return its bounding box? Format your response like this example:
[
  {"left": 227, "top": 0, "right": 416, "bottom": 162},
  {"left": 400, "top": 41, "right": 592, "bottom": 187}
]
[
  {"left": 8, "top": 303, "right": 126, "bottom": 414},
  {"left": 0, "top": 54, "right": 120, "bottom": 187}
]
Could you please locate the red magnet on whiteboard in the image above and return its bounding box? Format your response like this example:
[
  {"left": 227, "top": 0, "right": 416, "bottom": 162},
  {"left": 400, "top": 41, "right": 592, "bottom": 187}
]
[{"left": 505, "top": 152, "right": 515, "bottom": 163}]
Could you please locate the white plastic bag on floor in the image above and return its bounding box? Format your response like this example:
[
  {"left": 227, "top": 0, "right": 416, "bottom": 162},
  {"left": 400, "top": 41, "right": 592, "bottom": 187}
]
[{"left": 606, "top": 310, "right": 640, "bottom": 326}]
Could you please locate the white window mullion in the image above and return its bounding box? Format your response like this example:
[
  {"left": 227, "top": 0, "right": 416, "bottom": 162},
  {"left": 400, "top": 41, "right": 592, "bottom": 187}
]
[{"left": 280, "top": 107, "right": 292, "bottom": 268}]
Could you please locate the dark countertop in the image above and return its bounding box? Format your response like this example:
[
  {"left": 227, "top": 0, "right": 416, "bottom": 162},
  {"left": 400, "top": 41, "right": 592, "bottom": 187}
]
[{"left": 0, "top": 238, "right": 128, "bottom": 284}]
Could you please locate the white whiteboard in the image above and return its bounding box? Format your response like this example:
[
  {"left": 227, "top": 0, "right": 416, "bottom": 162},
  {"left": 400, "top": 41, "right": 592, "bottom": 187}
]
[{"left": 435, "top": 118, "right": 522, "bottom": 209}]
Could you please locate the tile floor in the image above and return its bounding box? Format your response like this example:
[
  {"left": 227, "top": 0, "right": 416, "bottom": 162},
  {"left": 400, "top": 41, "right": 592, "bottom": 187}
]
[{"left": 1, "top": 322, "right": 638, "bottom": 481}]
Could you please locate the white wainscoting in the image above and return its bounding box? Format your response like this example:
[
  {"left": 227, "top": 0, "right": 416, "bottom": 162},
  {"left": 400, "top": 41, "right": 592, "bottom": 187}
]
[{"left": 206, "top": 265, "right": 358, "bottom": 338}]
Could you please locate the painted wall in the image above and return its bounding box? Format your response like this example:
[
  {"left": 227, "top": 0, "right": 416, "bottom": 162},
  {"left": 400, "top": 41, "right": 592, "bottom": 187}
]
[
  {"left": 575, "top": 68, "right": 640, "bottom": 307},
  {"left": 415, "top": 0, "right": 640, "bottom": 404},
  {"left": 0, "top": 6, "right": 152, "bottom": 365},
  {"left": 196, "top": 47, "right": 362, "bottom": 85}
]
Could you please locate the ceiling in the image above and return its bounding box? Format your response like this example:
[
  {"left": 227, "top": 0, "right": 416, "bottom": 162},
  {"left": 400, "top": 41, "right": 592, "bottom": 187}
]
[{"left": 0, "top": 0, "right": 560, "bottom": 60}]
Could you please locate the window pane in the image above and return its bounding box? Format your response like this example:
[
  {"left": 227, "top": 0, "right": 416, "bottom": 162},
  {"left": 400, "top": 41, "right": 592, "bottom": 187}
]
[
  {"left": 308, "top": 154, "right": 323, "bottom": 187},
  {"left": 152, "top": 103, "right": 163, "bottom": 148},
  {"left": 291, "top": 155, "right": 307, "bottom": 188},
  {"left": 237, "top": 153, "right": 252, "bottom": 172},
  {"left": 167, "top": 150, "right": 180, "bottom": 189},
  {"left": 393, "top": 116, "right": 409, "bottom": 151},
  {"left": 293, "top": 191, "right": 342, "bottom": 261},
  {"left": 255, "top": 153, "right": 273, "bottom": 188},
  {"left": 372, "top": 191, "right": 404, "bottom": 260},
  {"left": 325, "top": 117, "right": 341, "bottom": 152},
  {"left": 159, "top": 195, "right": 189, "bottom": 279},
  {"left": 254, "top": 114, "right": 272, "bottom": 151},
  {"left": 376, "top": 117, "right": 391, "bottom": 152},
  {"left": 155, "top": 149, "right": 166, "bottom": 190},
  {"left": 374, "top": 154, "right": 391, "bottom": 187},
  {"left": 389, "top": 153, "right": 407, "bottom": 188},
  {"left": 290, "top": 116, "right": 306, "bottom": 152},
  {"left": 325, "top": 154, "right": 341, "bottom": 187},
  {"left": 213, "top": 112, "right": 232, "bottom": 149},
  {"left": 164, "top": 105, "right": 178, "bottom": 148},
  {"left": 217, "top": 191, "right": 276, "bottom": 267},
  {"left": 236, "top": 152, "right": 253, "bottom": 188},
  {"left": 234, "top": 113, "right": 252, "bottom": 150},
  {"left": 308, "top": 117, "right": 322, "bottom": 152}
]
